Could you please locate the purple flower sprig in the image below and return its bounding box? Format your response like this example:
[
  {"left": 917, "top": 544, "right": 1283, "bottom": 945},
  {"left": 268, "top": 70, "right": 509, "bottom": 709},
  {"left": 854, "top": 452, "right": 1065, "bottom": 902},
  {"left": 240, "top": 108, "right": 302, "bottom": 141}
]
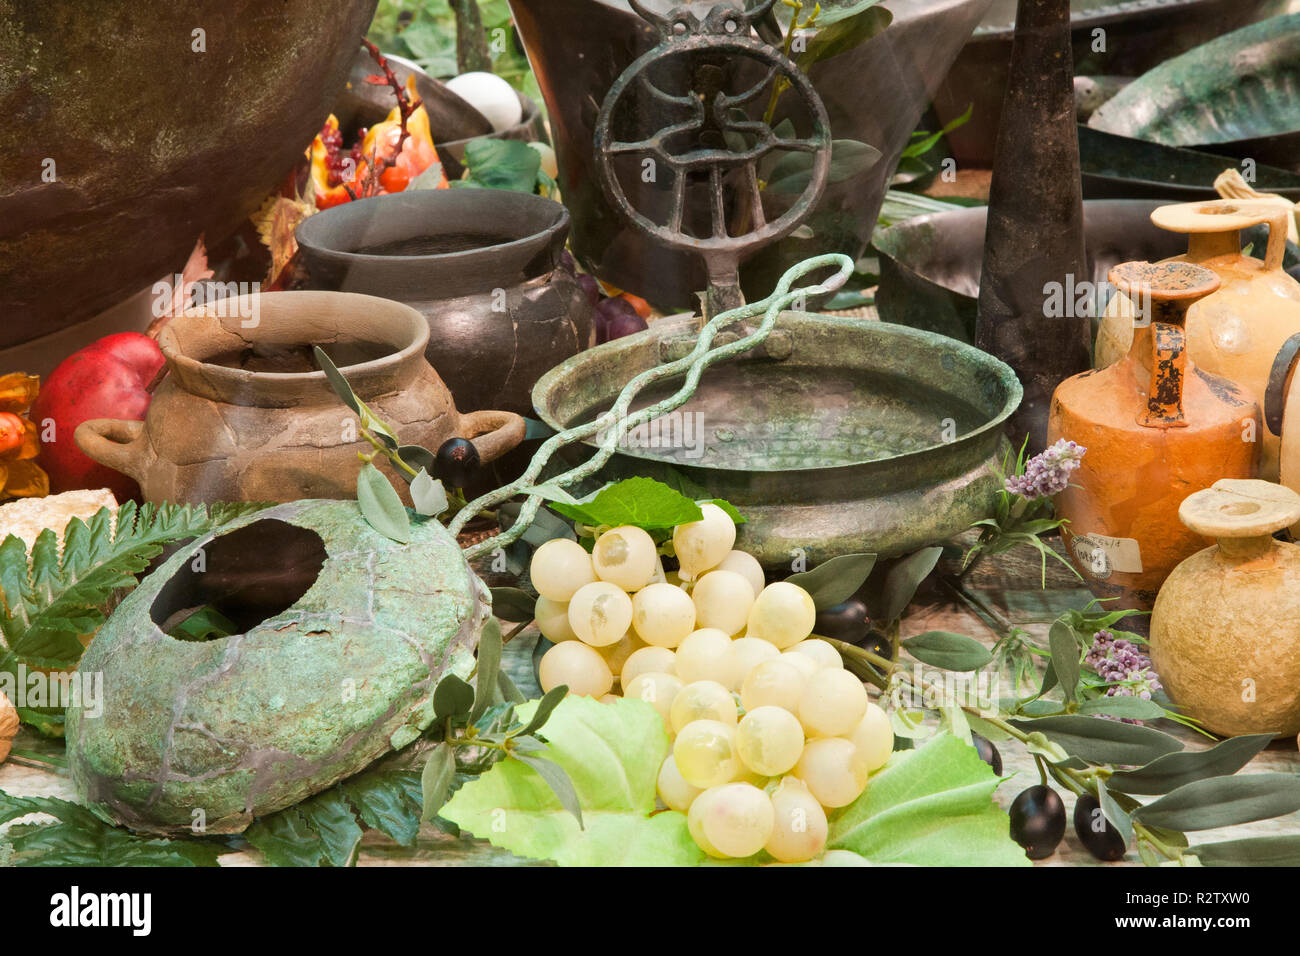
[
  {"left": 1005, "top": 439, "right": 1087, "bottom": 500},
  {"left": 1084, "top": 629, "right": 1163, "bottom": 709}
]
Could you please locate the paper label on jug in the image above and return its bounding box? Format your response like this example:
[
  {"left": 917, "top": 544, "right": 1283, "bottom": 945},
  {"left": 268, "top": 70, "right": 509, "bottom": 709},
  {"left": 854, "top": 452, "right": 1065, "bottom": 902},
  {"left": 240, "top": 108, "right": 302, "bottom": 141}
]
[{"left": 1072, "top": 533, "right": 1142, "bottom": 579}]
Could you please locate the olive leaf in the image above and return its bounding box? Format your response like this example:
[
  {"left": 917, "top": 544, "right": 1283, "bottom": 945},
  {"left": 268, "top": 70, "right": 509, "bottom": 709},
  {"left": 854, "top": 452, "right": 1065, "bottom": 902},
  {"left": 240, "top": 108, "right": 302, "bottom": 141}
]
[
  {"left": 1076, "top": 696, "right": 1166, "bottom": 721},
  {"left": 1096, "top": 778, "right": 1134, "bottom": 848},
  {"left": 511, "top": 753, "right": 584, "bottom": 829},
  {"left": 314, "top": 346, "right": 399, "bottom": 449},
  {"left": 1047, "top": 621, "right": 1080, "bottom": 704},
  {"left": 433, "top": 674, "right": 475, "bottom": 722},
  {"left": 420, "top": 743, "right": 456, "bottom": 822},
  {"left": 1131, "top": 773, "right": 1300, "bottom": 831},
  {"left": 901, "top": 631, "right": 992, "bottom": 671},
  {"left": 796, "top": 4, "right": 892, "bottom": 68},
  {"left": 490, "top": 586, "right": 537, "bottom": 624},
  {"left": 1008, "top": 715, "right": 1182, "bottom": 766},
  {"left": 1187, "top": 834, "right": 1300, "bottom": 866},
  {"left": 1106, "top": 733, "right": 1275, "bottom": 795},
  {"left": 356, "top": 462, "right": 412, "bottom": 544},
  {"left": 879, "top": 546, "right": 943, "bottom": 624},
  {"left": 510, "top": 685, "right": 568, "bottom": 740},
  {"left": 398, "top": 444, "right": 437, "bottom": 476},
  {"left": 470, "top": 619, "right": 504, "bottom": 724},
  {"left": 410, "top": 468, "right": 449, "bottom": 517},
  {"left": 785, "top": 552, "right": 876, "bottom": 610}
]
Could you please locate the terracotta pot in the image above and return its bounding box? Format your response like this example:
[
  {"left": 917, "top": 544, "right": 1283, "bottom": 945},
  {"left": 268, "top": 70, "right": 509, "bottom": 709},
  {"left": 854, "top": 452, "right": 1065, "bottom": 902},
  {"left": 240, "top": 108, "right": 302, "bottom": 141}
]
[
  {"left": 296, "top": 190, "right": 594, "bottom": 418},
  {"left": 1151, "top": 478, "right": 1300, "bottom": 738},
  {"left": 1095, "top": 198, "right": 1300, "bottom": 478},
  {"left": 1049, "top": 260, "right": 1260, "bottom": 611},
  {"left": 72, "top": 291, "right": 525, "bottom": 505}
]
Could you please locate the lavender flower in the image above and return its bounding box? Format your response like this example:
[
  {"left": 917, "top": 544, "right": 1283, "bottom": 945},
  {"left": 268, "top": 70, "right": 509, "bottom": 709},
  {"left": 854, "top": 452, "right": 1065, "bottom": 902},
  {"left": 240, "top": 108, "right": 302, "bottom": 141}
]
[
  {"left": 1005, "top": 439, "right": 1087, "bottom": 500},
  {"left": 1085, "top": 629, "right": 1162, "bottom": 700}
]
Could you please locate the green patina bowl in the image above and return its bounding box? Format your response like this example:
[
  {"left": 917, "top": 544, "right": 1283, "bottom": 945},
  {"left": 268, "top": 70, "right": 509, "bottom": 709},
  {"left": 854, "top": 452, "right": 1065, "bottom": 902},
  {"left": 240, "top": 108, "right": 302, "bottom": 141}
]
[
  {"left": 65, "top": 500, "right": 487, "bottom": 836},
  {"left": 534, "top": 313, "right": 1021, "bottom": 567}
]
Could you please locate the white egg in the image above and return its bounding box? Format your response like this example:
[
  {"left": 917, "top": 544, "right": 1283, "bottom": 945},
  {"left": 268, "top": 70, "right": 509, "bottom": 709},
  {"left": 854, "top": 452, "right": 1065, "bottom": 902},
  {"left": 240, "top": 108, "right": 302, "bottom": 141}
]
[{"left": 445, "top": 71, "right": 524, "bottom": 133}]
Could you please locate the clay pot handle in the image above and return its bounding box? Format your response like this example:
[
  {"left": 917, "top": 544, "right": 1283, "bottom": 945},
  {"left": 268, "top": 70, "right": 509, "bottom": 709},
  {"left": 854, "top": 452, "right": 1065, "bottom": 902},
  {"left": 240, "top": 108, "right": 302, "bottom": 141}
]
[
  {"left": 1179, "top": 478, "right": 1300, "bottom": 540},
  {"left": 1151, "top": 198, "right": 1290, "bottom": 271},
  {"left": 1139, "top": 321, "right": 1188, "bottom": 428},
  {"left": 74, "top": 419, "right": 152, "bottom": 482},
  {"left": 1265, "top": 331, "right": 1300, "bottom": 437},
  {"left": 458, "top": 410, "right": 526, "bottom": 465}
]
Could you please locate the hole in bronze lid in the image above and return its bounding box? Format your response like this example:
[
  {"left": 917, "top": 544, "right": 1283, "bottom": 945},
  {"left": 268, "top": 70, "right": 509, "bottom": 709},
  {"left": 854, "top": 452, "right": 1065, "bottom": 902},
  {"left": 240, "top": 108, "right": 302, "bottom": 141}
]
[
  {"left": 1219, "top": 501, "right": 1261, "bottom": 516},
  {"left": 1201, "top": 204, "right": 1239, "bottom": 215},
  {"left": 150, "top": 519, "right": 327, "bottom": 641}
]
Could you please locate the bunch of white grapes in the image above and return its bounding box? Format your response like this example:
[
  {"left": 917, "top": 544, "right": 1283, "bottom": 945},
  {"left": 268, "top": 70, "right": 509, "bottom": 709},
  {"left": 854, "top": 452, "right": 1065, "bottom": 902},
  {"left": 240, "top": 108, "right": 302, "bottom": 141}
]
[{"left": 530, "top": 503, "right": 894, "bottom": 862}]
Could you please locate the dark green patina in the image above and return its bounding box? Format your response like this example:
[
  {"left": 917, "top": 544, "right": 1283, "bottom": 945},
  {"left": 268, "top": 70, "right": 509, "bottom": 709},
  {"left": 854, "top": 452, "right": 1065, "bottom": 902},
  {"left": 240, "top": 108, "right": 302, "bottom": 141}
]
[
  {"left": 65, "top": 500, "right": 487, "bottom": 836},
  {"left": 532, "top": 312, "right": 1021, "bottom": 568}
]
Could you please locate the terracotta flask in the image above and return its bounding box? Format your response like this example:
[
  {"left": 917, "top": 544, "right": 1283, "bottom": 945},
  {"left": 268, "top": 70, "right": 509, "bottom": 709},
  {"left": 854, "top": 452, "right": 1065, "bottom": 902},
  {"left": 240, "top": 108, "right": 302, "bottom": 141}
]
[
  {"left": 1151, "top": 479, "right": 1300, "bottom": 738},
  {"left": 1094, "top": 198, "right": 1300, "bottom": 478},
  {"left": 1048, "top": 260, "right": 1259, "bottom": 611}
]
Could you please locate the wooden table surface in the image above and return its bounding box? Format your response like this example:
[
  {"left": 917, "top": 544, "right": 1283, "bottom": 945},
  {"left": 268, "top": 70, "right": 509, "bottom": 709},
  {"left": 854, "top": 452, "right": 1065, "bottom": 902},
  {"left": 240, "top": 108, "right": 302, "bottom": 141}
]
[{"left": 4, "top": 544, "right": 1297, "bottom": 867}]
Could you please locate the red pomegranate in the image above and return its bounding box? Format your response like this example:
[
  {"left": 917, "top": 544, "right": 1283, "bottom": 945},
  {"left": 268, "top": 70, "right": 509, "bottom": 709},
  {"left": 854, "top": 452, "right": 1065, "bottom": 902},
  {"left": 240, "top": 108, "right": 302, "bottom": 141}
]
[{"left": 30, "top": 332, "right": 165, "bottom": 501}]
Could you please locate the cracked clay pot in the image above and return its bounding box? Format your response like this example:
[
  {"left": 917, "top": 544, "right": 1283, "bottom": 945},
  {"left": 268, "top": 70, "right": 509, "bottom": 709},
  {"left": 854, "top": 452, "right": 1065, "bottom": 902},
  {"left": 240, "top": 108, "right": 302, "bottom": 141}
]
[
  {"left": 65, "top": 499, "right": 487, "bottom": 835},
  {"left": 73, "top": 291, "right": 525, "bottom": 505}
]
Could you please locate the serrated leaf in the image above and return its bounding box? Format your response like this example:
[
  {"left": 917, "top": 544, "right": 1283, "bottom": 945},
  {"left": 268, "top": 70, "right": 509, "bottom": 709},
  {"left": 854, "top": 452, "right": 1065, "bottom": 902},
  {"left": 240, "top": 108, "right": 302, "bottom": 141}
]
[
  {"left": 548, "top": 476, "right": 704, "bottom": 531},
  {"left": 410, "top": 468, "right": 449, "bottom": 517},
  {"left": 879, "top": 546, "right": 943, "bottom": 624},
  {"left": 490, "top": 586, "right": 537, "bottom": 623},
  {"left": 243, "top": 806, "right": 326, "bottom": 867},
  {"left": 828, "top": 733, "right": 1030, "bottom": 866},
  {"left": 1009, "top": 715, "right": 1182, "bottom": 766},
  {"left": 433, "top": 674, "right": 475, "bottom": 721},
  {"left": 786, "top": 553, "right": 876, "bottom": 610},
  {"left": 1108, "top": 733, "right": 1274, "bottom": 796},
  {"left": 356, "top": 463, "right": 411, "bottom": 544},
  {"left": 471, "top": 619, "right": 503, "bottom": 723},
  {"left": 1187, "top": 835, "right": 1300, "bottom": 866},
  {"left": 1048, "top": 621, "right": 1080, "bottom": 703},
  {"left": 421, "top": 743, "right": 456, "bottom": 822},
  {"left": 339, "top": 770, "right": 423, "bottom": 847},
  {"left": 902, "top": 631, "right": 992, "bottom": 671},
  {"left": 442, "top": 696, "right": 705, "bottom": 866},
  {"left": 1133, "top": 773, "right": 1300, "bottom": 831},
  {"left": 297, "top": 788, "right": 364, "bottom": 867}
]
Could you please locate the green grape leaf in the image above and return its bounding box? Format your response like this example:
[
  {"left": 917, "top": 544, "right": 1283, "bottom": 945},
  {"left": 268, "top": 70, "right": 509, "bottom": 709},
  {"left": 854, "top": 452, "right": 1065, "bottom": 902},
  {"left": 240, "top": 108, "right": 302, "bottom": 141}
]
[
  {"left": 828, "top": 733, "right": 1030, "bottom": 867},
  {"left": 786, "top": 552, "right": 876, "bottom": 610},
  {"left": 441, "top": 696, "right": 706, "bottom": 866},
  {"left": 548, "top": 477, "right": 706, "bottom": 531}
]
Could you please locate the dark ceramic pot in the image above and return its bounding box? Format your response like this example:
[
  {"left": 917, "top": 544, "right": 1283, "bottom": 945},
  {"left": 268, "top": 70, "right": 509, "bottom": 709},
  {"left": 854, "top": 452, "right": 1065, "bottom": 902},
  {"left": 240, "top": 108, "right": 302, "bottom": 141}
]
[
  {"left": 296, "top": 190, "right": 594, "bottom": 418},
  {"left": 508, "top": 0, "right": 992, "bottom": 311},
  {"left": 0, "top": 0, "right": 378, "bottom": 349},
  {"left": 934, "top": 0, "right": 1288, "bottom": 166}
]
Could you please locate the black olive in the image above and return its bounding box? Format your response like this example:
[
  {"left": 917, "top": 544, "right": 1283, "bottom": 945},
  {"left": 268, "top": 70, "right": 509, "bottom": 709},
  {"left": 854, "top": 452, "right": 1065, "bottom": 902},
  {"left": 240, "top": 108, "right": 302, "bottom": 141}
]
[
  {"left": 972, "top": 732, "right": 1003, "bottom": 776},
  {"left": 812, "top": 597, "right": 870, "bottom": 644},
  {"left": 436, "top": 437, "right": 481, "bottom": 488},
  {"left": 1072, "top": 794, "right": 1127, "bottom": 861},
  {"left": 1009, "top": 785, "right": 1066, "bottom": 860},
  {"left": 860, "top": 631, "right": 892, "bottom": 659}
]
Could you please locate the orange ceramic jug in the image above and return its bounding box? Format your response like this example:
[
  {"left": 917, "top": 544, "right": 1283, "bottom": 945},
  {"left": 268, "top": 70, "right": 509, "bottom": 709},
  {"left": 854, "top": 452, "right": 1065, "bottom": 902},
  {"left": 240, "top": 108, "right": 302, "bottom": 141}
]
[
  {"left": 1095, "top": 198, "right": 1300, "bottom": 478},
  {"left": 1050, "top": 260, "right": 1260, "bottom": 611}
]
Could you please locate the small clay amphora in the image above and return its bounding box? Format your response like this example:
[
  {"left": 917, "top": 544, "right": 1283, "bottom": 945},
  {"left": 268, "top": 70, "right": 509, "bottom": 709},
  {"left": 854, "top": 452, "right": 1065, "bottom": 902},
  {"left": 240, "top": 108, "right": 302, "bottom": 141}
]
[
  {"left": 1151, "top": 479, "right": 1300, "bottom": 738},
  {"left": 1049, "top": 260, "right": 1260, "bottom": 610}
]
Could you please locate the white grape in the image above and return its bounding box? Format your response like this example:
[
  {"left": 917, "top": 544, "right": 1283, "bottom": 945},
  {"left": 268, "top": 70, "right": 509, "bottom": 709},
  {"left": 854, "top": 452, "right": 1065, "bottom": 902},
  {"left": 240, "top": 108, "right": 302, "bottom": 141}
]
[
  {"left": 657, "top": 754, "right": 702, "bottom": 813},
  {"left": 735, "top": 705, "right": 805, "bottom": 776},
  {"left": 672, "top": 503, "right": 736, "bottom": 581},
  {"left": 746, "top": 581, "right": 816, "bottom": 649},
  {"left": 674, "top": 628, "right": 736, "bottom": 685},
  {"left": 687, "top": 788, "right": 725, "bottom": 857},
  {"left": 621, "top": 645, "right": 677, "bottom": 686},
  {"left": 692, "top": 569, "right": 756, "bottom": 636},
  {"left": 669, "top": 680, "right": 738, "bottom": 733},
  {"left": 729, "top": 636, "right": 780, "bottom": 688},
  {"left": 622, "top": 671, "right": 683, "bottom": 725},
  {"left": 821, "top": 849, "right": 872, "bottom": 867},
  {"left": 716, "top": 549, "right": 765, "bottom": 598},
  {"left": 673, "top": 719, "right": 740, "bottom": 789},
  {"left": 534, "top": 595, "right": 577, "bottom": 643},
  {"left": 740, "top": 658, "right": 807, "bottom": 713},
  {"left": 780, "top": 651, "right": 820, "bottom": 682},
  {"left": 598, "top": 629, "right": 645, "bottom": 677},
  {"left": 592, "top": 525, "right": 658, "bottom": 592},
  {"left": 795, "top": 737, "right": 869, "bottom": 808},
  {"left": 630, "top": 582, "right": 696, "bottom": 648},
  {"left": 694, "top": 783, "right": 774, "bottom": 859},
  {"left": 529, "top": 538, "right": 596, "bottom": 601},
  {"left": 765, "top": 777, "right": 828, "bottom": 863},
  {"left": 798, "top": 668, "right": 869, "bottom": 737},
  {"left": 785, "top": 638, "right": 843, "bottom": 671},
  {"left": 849, "top": 702, "right": 893, "bottom": 774},
  {"left": 539, "top": 641, "right": 614, "bottom": 698},
  {"left": 567, "top": 581, "right": 634, "bottom": 647}
]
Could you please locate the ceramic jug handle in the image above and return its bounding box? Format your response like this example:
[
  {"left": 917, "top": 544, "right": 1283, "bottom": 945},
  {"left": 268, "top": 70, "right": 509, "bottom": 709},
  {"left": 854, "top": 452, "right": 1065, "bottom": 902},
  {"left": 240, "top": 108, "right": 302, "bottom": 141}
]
[
  {"left": 459, "top": 410, "right": 527, "bottom": 465},
  {"left": 1138, "top": 321, "right": 1188, "bottom": 428},
  {"left": 1258, "top": 205, "right": 1290, "bottom": 272},
  {"left": 74, "top": 419, "right": 153, "bottom": 482}
]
